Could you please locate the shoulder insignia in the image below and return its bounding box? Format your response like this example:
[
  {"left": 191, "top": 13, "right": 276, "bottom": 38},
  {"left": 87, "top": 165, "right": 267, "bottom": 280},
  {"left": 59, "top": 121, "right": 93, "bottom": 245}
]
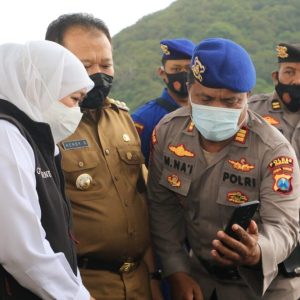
[
  {"left": 271, "top": 99, "right": 281, "bottom": 111},
  {"left": 269, "top": 156, "right": 293, "bottom": 194},
  {"left": 227, "top": 191, "right": 249, "bottom": 204},
  {"left": 108, "top": 98, "right": 130, "bottom": 111},
  {"left": 134, "top": 122, "right": 144, "bottom": 134},
  {"left": 228, "top": 158, "right": 255, "bottom": 172},
  {"left": 167, "top": 174, "right": 181, "bottom": 187},
  {"left": 168, "top": 144, "right": 195, "bottom": 158},
  {"left": 234, "top": 127, "right": 248, "bottom": 144},
  {"left": 262, "top": 115, "right": 280, "bottom": 125}
]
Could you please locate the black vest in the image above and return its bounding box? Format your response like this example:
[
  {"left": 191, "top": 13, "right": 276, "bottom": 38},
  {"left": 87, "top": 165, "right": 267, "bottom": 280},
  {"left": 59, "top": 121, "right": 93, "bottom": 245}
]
[{"left": 0, "top": 100, "right": 77, "bottom": 299}]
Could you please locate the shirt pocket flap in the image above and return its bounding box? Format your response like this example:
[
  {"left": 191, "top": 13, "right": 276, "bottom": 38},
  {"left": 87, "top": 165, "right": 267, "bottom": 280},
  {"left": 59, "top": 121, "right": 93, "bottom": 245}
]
[
  {"left": 159, "top": 168, "right": 191, "bottom": 196},
  {"left": 61, "top": 150, "right": 99, "bottom": 172},
  {"left": 117, "top": 147, "right": 144, "bottom": 165}
]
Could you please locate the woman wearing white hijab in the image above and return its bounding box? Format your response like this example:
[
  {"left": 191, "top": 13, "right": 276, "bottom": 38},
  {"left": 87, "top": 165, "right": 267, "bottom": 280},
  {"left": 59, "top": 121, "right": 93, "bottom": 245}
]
[{"left": 0, "top": 41, "right": 94, "bottom": 300}]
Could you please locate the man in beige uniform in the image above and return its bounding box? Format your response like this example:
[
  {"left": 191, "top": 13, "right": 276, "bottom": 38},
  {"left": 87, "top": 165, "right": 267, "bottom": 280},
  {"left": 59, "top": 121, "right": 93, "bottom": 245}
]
[
  {"left": 249, "top": 43, "right": 300, "bottom": 163},
  {"left": 148, "top": 38, "right": 300, "bottom": 300},
  {"left": 45, "top": 13, "right": 162, "bottom": 300}
]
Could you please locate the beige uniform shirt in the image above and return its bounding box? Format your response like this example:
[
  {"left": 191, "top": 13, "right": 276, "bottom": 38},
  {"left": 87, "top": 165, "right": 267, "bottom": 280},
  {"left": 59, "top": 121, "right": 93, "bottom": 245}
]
[
  {"left": 59, "top": 99, "right": 151, "bottom": 299},
  {"left": 148, "top": 106, "right": 300, "bottom": 299},
  {"left": 249, "top": 92, "right": 300, "bottom": 163}
]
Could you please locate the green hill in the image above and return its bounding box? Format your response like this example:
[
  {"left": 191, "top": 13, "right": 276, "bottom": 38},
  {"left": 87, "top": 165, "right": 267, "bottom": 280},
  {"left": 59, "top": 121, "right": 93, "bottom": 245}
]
[{"left": 111, "top": 0, "right": 300, "bottom": 111}]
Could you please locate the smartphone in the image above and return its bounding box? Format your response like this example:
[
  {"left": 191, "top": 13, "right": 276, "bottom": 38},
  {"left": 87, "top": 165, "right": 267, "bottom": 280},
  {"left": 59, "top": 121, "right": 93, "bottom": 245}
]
[{"left": 224, "top": 200, "right": 260, "bottom": 239}]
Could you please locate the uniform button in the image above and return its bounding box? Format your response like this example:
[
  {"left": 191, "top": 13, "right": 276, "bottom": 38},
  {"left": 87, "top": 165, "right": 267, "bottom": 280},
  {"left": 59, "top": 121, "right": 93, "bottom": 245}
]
[
  {"left": 105, "top": 149, "right": 110, "bottom": 155},
  {"left": 78, "top": 161, "right": 84, "bottom": 167},
  {"left": 126, "top": 152, "right": 132, "bottom": 160}
]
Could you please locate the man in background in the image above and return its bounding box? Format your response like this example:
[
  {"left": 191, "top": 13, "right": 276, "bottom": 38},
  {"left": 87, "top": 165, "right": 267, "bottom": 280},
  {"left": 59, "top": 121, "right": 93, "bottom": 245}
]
[
  {"left": 132, "top": 38, "right": 195, "bottom": 165},
  {"left": 249, "top": 43, "right": 300, "bottom": 163}
]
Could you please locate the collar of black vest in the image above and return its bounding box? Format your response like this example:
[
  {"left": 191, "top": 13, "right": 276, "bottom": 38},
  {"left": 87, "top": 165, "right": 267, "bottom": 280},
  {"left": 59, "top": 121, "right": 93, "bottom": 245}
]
[{"left": 0, "top": 99, "right": 55, "bottom": 156}]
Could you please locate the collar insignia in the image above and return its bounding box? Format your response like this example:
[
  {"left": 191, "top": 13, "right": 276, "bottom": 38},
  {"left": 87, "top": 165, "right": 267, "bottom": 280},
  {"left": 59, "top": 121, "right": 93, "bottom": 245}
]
[
  {"left": 276, "top": 45, "right": 288, "bottom": 59},
  {"left": 271, "top": 99, "right": 281, "bottom": 110},
  {"left": 192, "top": 56, "right": 205, "bottom": 82},
  {"left": 234, "top": 127, "right": 248, "bottom": 144},
  {"left": 228, "top": 158, "right": 255, "bottom": 172},
  {"left": 168, "top": 144, "right": 195, "bottom": 158}
]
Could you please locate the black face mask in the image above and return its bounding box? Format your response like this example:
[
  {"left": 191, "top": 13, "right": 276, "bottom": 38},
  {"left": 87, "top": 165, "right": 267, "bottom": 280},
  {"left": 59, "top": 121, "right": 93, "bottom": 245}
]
[
  {"left": 275, "top": 80, "right": 300, "bottom": 112},
  {"left": 80, "top": 73, "right": 113, "bottom": 109},
  {"left": 165, "top": 72, "right": 188, "bottom": 98}
]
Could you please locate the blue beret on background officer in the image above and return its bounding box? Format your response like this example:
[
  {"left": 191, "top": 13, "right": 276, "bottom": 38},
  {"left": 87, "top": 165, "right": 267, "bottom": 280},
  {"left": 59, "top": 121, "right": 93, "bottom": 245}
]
[
  {"left": 249, "top": 42, "right": 300, "bottom": 163},
  {"left": 131, "top": 38, "right": 195, "bottom": 165},
  {"left": 148, "top": 37, "right": 300, "bottom": 300}
]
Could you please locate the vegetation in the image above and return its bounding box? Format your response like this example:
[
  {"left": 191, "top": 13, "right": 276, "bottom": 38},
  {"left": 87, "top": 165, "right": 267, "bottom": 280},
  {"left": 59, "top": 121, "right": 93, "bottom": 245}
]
[{"left": 111, "top": 0, "right": 300, "bottom": 111}]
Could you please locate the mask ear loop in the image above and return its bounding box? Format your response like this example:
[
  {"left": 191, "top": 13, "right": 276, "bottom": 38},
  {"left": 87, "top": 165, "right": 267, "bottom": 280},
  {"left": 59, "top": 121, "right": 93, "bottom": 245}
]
[{"left": 238, "top": 102, "right": 248, "bottom": 128}]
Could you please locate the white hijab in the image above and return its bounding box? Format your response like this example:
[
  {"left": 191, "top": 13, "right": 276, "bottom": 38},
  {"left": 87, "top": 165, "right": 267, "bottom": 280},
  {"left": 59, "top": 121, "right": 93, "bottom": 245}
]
[{"left": 0, "top": 40, "right": 93, "bottom": 122}]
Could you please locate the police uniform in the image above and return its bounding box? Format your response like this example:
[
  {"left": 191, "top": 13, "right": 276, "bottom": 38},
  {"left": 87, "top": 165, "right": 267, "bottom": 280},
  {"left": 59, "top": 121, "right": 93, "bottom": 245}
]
[
  {"left": 148, "top": 38, "right": 300, "bottom": 300},
  {"left": 249, "top": 43, "right": 300, "bottom": 163},
  {"left": 59, "top": 98, "right": 151, "bottom": 300},
  {"left": 132, "top": 38, "right": 195, "bottom": 165}
]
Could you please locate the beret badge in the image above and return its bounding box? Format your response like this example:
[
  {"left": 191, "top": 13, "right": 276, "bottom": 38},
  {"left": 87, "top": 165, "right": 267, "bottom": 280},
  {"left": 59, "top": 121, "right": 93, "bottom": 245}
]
[
  {"left": 192, "top": 56, "right": 206, "bottom": 82},
  {"left": 160, "top": 44, "right": 170, "bottom": 55},
  {"left": 276, "top": 45, "right": 288, "bottom": 59}
]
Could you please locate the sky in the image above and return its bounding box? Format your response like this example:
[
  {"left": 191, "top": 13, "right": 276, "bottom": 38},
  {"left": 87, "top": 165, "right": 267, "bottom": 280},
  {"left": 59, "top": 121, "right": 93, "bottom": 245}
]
[{"left": 0, "top": 0, "right": 176, "bottom": 44}]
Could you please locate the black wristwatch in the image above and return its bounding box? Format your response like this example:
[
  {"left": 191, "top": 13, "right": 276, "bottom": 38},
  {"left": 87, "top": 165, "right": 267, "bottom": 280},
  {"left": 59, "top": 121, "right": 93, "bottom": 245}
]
[{"left": 149, "top": 269, "right": 162, "bottom": 280}]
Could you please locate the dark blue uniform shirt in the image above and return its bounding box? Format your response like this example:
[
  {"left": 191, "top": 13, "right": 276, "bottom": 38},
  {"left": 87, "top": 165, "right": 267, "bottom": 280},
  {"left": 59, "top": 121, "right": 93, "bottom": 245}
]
[{"left": 131, "top": 88, "right": 180, "bottom": 165}]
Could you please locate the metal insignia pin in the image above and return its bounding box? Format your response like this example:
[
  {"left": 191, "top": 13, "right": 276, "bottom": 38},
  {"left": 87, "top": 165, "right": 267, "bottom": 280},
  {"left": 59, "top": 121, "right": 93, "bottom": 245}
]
[
  {"left": 76, "top": 173, "right": 93, "bottom": 190},
  {"left": 123, "top": 133, "right": 130, "bottom": 142}
]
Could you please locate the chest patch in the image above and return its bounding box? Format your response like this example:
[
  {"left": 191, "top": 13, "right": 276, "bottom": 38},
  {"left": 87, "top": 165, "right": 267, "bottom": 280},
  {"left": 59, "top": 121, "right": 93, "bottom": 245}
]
[
  {"left": 62, "top": 139, "right": 89, "bottom": 150},
  {"left": 168, "top": 144, "right": 195, "bottom": 158},
  {"left": 223, "top": 171, "right": 256, "bottom": 188},
  {"left": 228, "top": 158, "right": 255, "bottom": 172}
]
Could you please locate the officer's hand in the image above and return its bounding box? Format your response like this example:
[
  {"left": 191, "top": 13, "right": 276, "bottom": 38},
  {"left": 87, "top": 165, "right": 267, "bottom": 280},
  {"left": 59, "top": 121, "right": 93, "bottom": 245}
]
[
  {"left": 211, "top": 220, "right": 261, "bottom": 267},
  {"left": 168, "top": 272, "right": 204, "bottom": 300}
]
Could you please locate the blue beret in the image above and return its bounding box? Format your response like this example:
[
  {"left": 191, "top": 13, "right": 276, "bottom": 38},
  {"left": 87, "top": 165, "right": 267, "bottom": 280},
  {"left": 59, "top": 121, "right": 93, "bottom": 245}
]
[
  {"left": 160, "top": 38, "right": 195, "bottom": 60},
  {"left": 191, "top": 38, "right": 256, "bottom": 92}
]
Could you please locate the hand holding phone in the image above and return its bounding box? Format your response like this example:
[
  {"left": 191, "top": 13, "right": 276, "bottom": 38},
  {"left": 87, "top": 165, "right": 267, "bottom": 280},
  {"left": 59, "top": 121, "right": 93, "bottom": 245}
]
[{"left": 224, "top": 200, "right": 260, "bottom": 240}]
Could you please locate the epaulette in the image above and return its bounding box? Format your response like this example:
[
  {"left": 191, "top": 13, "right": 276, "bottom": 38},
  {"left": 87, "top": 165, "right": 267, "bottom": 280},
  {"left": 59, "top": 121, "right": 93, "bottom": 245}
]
[
  {"left": 106, "top": 98, "right": 130, "bottom": 111},
  {"left": 248, "top": 93, "right": 271, "bottom": 103}
]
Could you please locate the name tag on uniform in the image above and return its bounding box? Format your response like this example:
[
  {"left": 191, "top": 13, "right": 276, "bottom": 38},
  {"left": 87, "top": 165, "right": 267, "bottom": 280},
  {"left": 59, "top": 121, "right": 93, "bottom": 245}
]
[{"left": 62, "top": 139, "right": 89, "bottom": 150}]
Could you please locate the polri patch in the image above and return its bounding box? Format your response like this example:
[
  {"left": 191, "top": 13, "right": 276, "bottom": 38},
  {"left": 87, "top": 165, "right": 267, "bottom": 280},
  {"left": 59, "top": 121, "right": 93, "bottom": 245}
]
[{"left": 62, "top": 139, "right": 89, "bottom": 150}]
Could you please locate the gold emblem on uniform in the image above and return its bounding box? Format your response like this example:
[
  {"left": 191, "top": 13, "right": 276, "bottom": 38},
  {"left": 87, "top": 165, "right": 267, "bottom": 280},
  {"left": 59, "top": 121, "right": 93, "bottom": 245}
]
[
  {"left": 168, "top": 144, "right": 195, "bottom": 158},
  {"left": 191, "top": 56, "right": 205, "bottom": 82},
  {"left": 123, "top": 133, "right": 130, "bottom": 142},
  {"left": 269, "top": 156, "right": 293, "bottom": 169},
  {"left": 227, "top": 191, "right": 249, "bottom": 204},
  {"left": 167, "top": 174, "right": 181, "bottom": 187},
  {"left": 273, "top": 173, "right": 292, "bottom": 194},
  {"left": 234, "top": 127, "right": 248, "bottom": 144},
  {"left": 187, "top": 121, "right": 195, "bottom": 132},
  {"left": 228, "top": 158, "right": 255, "bottom": 172},
  {"left": 276, "top": 45, "right": 288, "bottom": 59},
  {"left": 152, "top": 128, "right": 158, "bottom": 145},
  {"left": 160, "top": 44, "right": 170, "bottom": 55},
  {"left": 76, "top": 173, "right": 93, "bottom": 190},
  {"left": 262, "top": 115, "right": 280, "bottom": 125},
  {"left": 271, "top": 99, "right": 281, "bottom": 110}
]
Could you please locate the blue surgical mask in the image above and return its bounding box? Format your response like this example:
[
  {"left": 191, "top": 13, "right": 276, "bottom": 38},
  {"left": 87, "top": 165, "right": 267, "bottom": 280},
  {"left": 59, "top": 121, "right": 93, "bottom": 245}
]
[{"left": 190, "top": 99, "right": 243, "bottom": 142}]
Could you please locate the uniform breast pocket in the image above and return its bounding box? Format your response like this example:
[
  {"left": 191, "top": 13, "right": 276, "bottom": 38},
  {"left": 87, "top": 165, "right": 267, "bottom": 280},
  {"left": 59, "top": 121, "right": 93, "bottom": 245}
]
[
  {"left": 117, "top": 145, "right": 144, "bottom": 177},
  {"left": 61, "top": 150, "right": 100, "bottom": 190}
]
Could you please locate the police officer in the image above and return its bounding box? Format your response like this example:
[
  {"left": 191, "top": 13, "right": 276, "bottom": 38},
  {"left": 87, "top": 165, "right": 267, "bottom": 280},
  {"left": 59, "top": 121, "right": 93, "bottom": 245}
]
[
  {"left": 249, "top": 43, "right": 300, "bottom": 163},
  {"left": 45, "top": 13, "right": 162, "bottom": 300},
  {"left": 132, "top": 38, "right": 195, "bottom": 165},
  {"left": 148, "top": 38, "right": 300, "bottom": 299}
]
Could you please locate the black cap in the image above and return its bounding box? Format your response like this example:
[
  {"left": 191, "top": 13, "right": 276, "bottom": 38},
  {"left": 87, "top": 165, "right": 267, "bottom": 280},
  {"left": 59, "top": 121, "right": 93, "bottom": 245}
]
[{"left": 276, "top": 43, "right": 300, "bottom": 63}]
